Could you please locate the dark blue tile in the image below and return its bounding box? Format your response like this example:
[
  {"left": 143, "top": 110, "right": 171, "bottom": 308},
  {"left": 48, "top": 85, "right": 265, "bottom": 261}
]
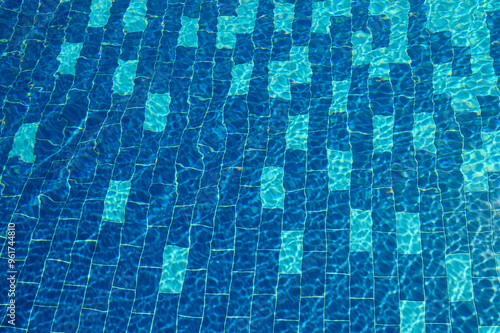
[
  {"left": 236, "top": 186, "right": 262, "bottom": 229},
  {"left": 283, "top": 190, "right": 306, "bottom": 230},
  {"left": 128, "top": 314, "right": 154, "bottom": 332},
  {"left": 142, "top": 227, "right": 168, "bottom": 266},
  {"left": 202, "top": 294, "right": 229, "bottom": 332},
  {"left": 228, "top": 271, "right": 254, "bottom": 317},
  {"left": 234, "top": 227, "right": 258, "bottom": 271},
  {"left": 373, "top": 232, "right": 398, "bottom": 277},
  {"left": 51, "top": 285, "right": 85, "bottom": 332},
  {"left": 79, "top": 309, "right": 106, "bottom": 333},
  {"left": 350, "top": 169, "right": 373, "bottom": 210},
  {"left": 83, "top": 264, "right": 115, "bottom": 311},
  {"left": 207, "top": 250, "right": 233, "bottom": 294},
  {"left": 421, "top": 231, "right": 447, "bottom": 277},
  {"left": 212, "top": 206, "right": 236, "bottom": 250},
  {"left": 255, "top": 250, "right": 279, "bottom": 294},
  {"left": 368, "top": 15, "right": 391, "bottom": 49},
  {"left": 375, "top": 277, "right": 400, "bottom": 325},
  {"left": 350, "top": 251, "right": 374, "bottom": 298},
  {"left": 34, "top": 260, "right": 69, "bottom": 306},
  {"left": 302, "top": 249, "right": 326, "bottom": 295},
  {"left": 251, "top": 294, "right": 276, "bottom": 332},
  {"left": 372, "top": 188, "right": 396, "bottom": 232},
  {"left": 65, "top": 241, "right": 96, "bottom": 285},
  {"left": 430, "top": 31, "right": 453, "bottom": 64},
  {"left": 276, "top": 274, "right": 301, "bottom": 320},
  {"left": 179, "top": 269, "right": 207, "bottom": 317},
  {"left": 398, "top": 254, "right": 425, "bottom": 301},
  {"left": 351, "top": 298, "right": 375, "bottom": 333},
  {"left": 259, "top": 208, "right": 282, "bottom": 250},
  {"left": 327, "top": 190, "right": 350, "bottom": 230},
  {"left": 299, "top": 297, "right": 324, "bottom": 332},
  {"left": 93, "top": 221, "right": 121, "bottom": 265},
  {"left": 326, "top": 230, "right": 349, "bottom": 274},
  {"left": 305, "top": 171, "right": 329, "bottom": 211},
  {"left": 450, "top": 301, "right": 479, "bottom": 333},
  {"left": 133, "top": 267, "right": 161, "bottom": 314},
  {"left": 152, "top": 293, "right": 179, "bottom": 332},
  {"left": 271, "top": 30, "right": 292, "bottom": 62},
  {"left": 472, "top": 277, "right": 500, "bottom": 326},
  {"left": 114, "top": 245, "right": 141, "bottom": 290},
  {"left": 425, "top": 277, "right": 450, "bottom": 324}
]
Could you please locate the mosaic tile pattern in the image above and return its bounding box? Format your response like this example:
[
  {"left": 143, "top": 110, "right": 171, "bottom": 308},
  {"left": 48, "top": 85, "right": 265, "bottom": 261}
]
[{"left": 0, "top": 0, "right": 500, "bottom": 332}]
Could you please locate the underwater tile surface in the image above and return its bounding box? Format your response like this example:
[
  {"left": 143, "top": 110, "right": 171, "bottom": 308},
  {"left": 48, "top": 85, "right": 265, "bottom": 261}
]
[{"left": 1, "top": 0, "right": 500, "bottom": 332}]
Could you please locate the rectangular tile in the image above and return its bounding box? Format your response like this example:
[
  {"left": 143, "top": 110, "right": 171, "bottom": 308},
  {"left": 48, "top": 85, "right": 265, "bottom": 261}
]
[
  {"left": 400, "top": 301, "right": 425, "bottom": 333},
  {"left": 159, "top": 245, "right": 189, "bottom": 293},
  {"left": 327, "top": 149, "right": 352, "bottom": 191},
  {"left": 350, "top": 209, "right": 372, "bottom": 252},
  {"left": 178, "top": 16, "right": 199, "bottom": 48},
  {"left": 445, "top": 253, "right": 474, "bottom": 302},
  {"left": 9, "top": 122, "right": 39, "bottom": 163},
  {"left": 229, "top": 62, "right": 254, "bottom": 96},
  {"left": 144, "top": 93, "right": 171, "bottom": 132},
  {"left": 123, "top": 0, "right": 148, "bottom": 33},
  {"left": 102, "top": 180, "right": 131, "bottom": 223},
  {"left": 57, "top": 42, "right": 83, "bottom": 75},
  {"left": 396, "top": 212, "right": 422, "bottom": 254},
  {"left": 261, "top": 166, "right": 285, "bottom": 209},
  {"left": 279, "top": 230, "right": 304, "bottom": 274},
  {"left": 112, "top": 59, "right": 138, "bottom": 95},
  {"left": 373, "top": 115, "right": 394, "bottom": 152}
]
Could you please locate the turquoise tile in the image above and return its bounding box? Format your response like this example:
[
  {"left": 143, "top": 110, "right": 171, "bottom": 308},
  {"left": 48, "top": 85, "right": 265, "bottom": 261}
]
[
  {"left": 268, "top": 60, "right": 293, "bottom": 100},
  {"left": 446, "top": 253, "right": 473, "bottom": 302},
  {"left": 330, "top": 81, "right": 350, "bottom": 113},
  {"left": 311, "top": 2, "right": 331, "bottom": 34},
  {"left": 352, "top": 31, "right": 372, "bottom": 66},
  {"left": 396, "top": 212, "right": 421, "bottom": 254},
  {"left": 159, "top": 245, "right": 189, "bottom": 293},
  {"left": 261, "top": 167, "right": 285, "bottom": 209},
  {"left": 400, "top": 301, "right": 425, "bottom": 333},
  {"left": 327, "top": 149, "right": 352, "bottom": 191},
  {"left": 286, "top": 114, "right": 309, "bottom": 150},
  {"left": 57, "top": 42, "right": 83, "bottom": 75},
  {"left": 413, "top": 112, "right": 437, "bottom": 154},
  {"left": 229, "top": 63, "right": 254, "bottom": 96},
  {"left": 112, "top": 59, "right": 138, "bottom": 95},
  {"left": 102, "top": 180, "right": 131, "bottom": 223},
  {"left": 480, "top": 327, "right": 500, "bottom": 333},
  {"left": 178, "top": 16, "right": 199, "bottom": 48},
  {"left": 144, "top": 93, "right": 171, "bottom": 132},
  {"left": 350, "top": 210, "right": 372, "bottom": 252},
  {"left": 88, "top": 0, "right": 113, "bottom": 27},
  {"left": 9, "top": 122, "right": 40, "bottom": 163},
  {"left": 274, "top": 2, "right": 294, "bottom": 33},
  {"left": 373, "top": 115, "right": 394, "bottom": 152},
  {"left": 235, "top": 0, "right": 259, "bottom": 33},
  {"left": 482, "top": 132, "right": 500, "bottom": 172},
  {"left": 279, "top": 230, "right": 304, "bottom": 274},
  {"left": 289, "top": 47, "right": 312, "bottom": 84},
  {"left": 216, "top": 17, "right": 238, "bottom": 49},
  {"left": 461, "top": 149, "right": 488, "bottom": 192},
  {"left": 123, "top": 0, "right": 148, "bottom": 33}
]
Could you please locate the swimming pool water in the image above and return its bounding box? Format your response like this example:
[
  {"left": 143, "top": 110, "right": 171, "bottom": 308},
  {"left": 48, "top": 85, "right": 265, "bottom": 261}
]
[{"left": 1, "top": 0, "right": 500, "bottom": 331}]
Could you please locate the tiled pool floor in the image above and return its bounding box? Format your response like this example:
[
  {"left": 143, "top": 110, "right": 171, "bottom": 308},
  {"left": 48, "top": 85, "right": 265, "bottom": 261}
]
[{"left": 1, "top": 0, "right": 500, "bottom": 331}]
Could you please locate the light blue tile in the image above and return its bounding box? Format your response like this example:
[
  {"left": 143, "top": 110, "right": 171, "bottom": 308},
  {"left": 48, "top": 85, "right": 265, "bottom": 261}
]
[
  {"left": 103, "top": 180, "right": 131, "bottom": 223},
  {"left": 216, "top": 17, "right": 237, "bottom": 49},
  {"left": 327, "top": 149, "right": 352, "bottom": 191},
  {"left": 330, "top": 81, "right": 350, "bottom": 113},
  {"left": 400, "top": 301, "right": 425, "bottom": 333},
  {"left": 261, "top": 167, "right": 285, "bottom": 209},
  {"left": 229, "top": 63, "right": 254, "bottom": 96},
  {"left": 279, "top": 230, "right": 304, "bottom": 274},
  {"left": 88, "top": 0, "right": 113, "bottom": 27},
  {"left": 112, "top": 59, "right": 138, "bottom": 95},
  {"left": 373, "top": 115, "right": 394, "bottom": 152},
  {"left": 123, "top": 0, "right": 148, "bottom": 33},
  {"left": 461, "top": 149, "right": 488, "bottom": 192},
  {"left": 413, "top": 112, "right": 437, "bottom": 153},
  {"left": 480, "top": 327, "right": 500, "bottom": 333},
  {"left": 159, "top": 245, "right": 189, "bottom": 293},
  {"left": 311, "top": 2, "right": 330, "bottom": 34},
  {"left": 178, "top": 16, "right": 199, "bottom": 48},
  {"left": 396, "top": 212, "right": 421, "bottom": 254},
  {"left": 9, "top": 122, "right": 40, "bottom": 163},
  {"left": 274, "top": 2, "right": 294, "bottom": 33},
  {"left": 235, "top": 0, "right": 259, "bottom": 33},
  {"left": 144, "top": 93, "right": 171, "bottom": 132},
  {"left": 268, "top": 60, "right": 292, "bottom": 100},
  {"left": 286, "top": 114, "right": 309, "bottom": 150},
  {"left": 482, "top": 132, "right": 500, "bottom": 172},
  {"left": 350, "top": 210, "right": 372, "bottom": 252},
  {"left": 289, "top": 47, "right": 312, "bottom": 84},
  {"left": 352, "top": 31, "right": 372, "bottom": 66},
  {"left": 330, "top": 0, "right": 350, "bottom": 15},
  {"left": 57, "top": 42, "right": 83, "bottom": 75},
  {"left": 446, "top": 253, "right": 474, "bottom": 302}
]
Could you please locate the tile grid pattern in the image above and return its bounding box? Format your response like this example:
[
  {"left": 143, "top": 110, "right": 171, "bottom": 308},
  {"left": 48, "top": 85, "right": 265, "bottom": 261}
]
[{"left": 0, "top": 0, "right": 499, "bottom": 332}]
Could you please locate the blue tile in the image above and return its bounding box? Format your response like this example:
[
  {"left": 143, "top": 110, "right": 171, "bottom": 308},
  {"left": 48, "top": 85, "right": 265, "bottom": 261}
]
[
  {"left": 301, "top": 251, "right": 326, "bottom": 296},
  {"left": 398, "top": 254, "right": 425, "bottom": 301},
  {"left": 351, "top": 298, "right": 375, "bottom": 333},
  {"left": 450, "top": 301, "right": 479, "bottom": 333},
  {"left": 251, "top": 294, "right": 276, "bottom": 332},
  {"left": 326, "top": 230, "right": 350, "bottom": 274},
  {"left": 202, "top": 294, "right": 229, "bottom": 331},
  {"left": 276, "top": 274, "right": 301, "bottom": 320},
  {"left": 152, "top": 293, "right": 179, "bottom": 332},
  {"left": 373, "top": 232, "right": 398, "bottom": 277},
  {"left": 375, "top": 277, "right": 400, "bottom": 325},
  {"left": 424, "top": 277, "right": 450, "bottom": 324},
  {"left": 84, "top": 264, "right": 115, "bottom": 311},
  {"left": 228, "top": 272, "right": 254, "bottom": 317},
  {"left": 300, "top": 297, "right": 324, "bottom": 332},
  {"left": 350, "top": 251, "right": 374, "bottom": 298},
  {"left": 179, "top": 269, "right": 207, "bottom": 317},
  {"left": 255, "top": 250, "right": 279, "bottom": 294},
  {"left": 133, "top": 267, "right": 161, "bottom": 314},
  {"left": 128, "top": 314, "right": 154, "bottom": 332}
]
